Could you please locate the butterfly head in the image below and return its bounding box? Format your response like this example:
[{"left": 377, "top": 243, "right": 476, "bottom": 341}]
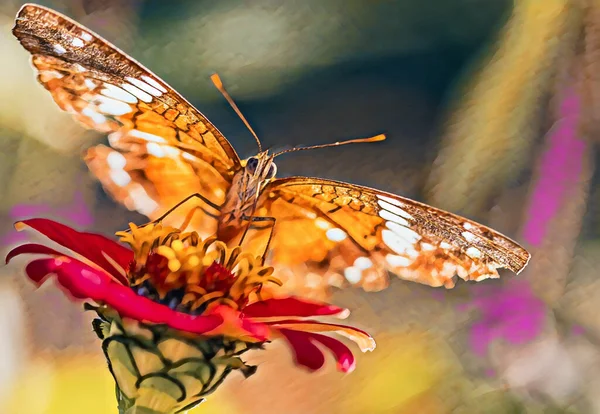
[{"left": 243, "top": 151, "right": 277, "bottom": 188}]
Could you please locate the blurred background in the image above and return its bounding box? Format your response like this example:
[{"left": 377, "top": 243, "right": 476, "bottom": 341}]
[{"left": 0, "top": 0, "right": 599, "bottom": 412}]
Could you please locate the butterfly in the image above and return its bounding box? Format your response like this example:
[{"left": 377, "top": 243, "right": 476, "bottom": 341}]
[{"left": 13, "top": 3, "right": 530, "bottom": 299}]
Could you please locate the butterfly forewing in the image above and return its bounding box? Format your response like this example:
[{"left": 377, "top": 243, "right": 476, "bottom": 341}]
[{"left": 13, "top": 4, "right": 240, "bottom": 236}]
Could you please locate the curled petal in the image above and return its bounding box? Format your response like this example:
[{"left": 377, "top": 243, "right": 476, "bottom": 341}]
[
  {"left": 266, "top": 320, "right": 376, "bottom": 352},
  {"left": 310, "top": 332, "right": 356, "bottom": 373},
  {"left": 242, "top": 297, "right": 348, "bottom": 319},
  {"left": 278, "top": 329, "right": 356, "bottom": 373},
  {"left": 22, "top": 255, "right": 225, "bottom": 336},
  {"left": 7, "top": 243, "right": 65, "bottom": 263},
  {"left": 15, "top": 218, "right": 132, "bottom": 282},
  {"left": 278, "top": 328, "right": 325, "bottom": 371},
  {"left": 7, "top": 243, "right": 128, "bottom": 285}
]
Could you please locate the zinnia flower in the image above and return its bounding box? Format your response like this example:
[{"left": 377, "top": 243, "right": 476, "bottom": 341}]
[{"left": 6, "top": 218, "right": 375, "bottom": 414}]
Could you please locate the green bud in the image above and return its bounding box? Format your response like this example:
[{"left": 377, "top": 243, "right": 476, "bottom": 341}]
[{"left": 88, "top": 305, "right": 261, "bottom": 414}]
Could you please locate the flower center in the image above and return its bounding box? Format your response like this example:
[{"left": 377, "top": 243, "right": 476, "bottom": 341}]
[{"left": 116, "top": 223, "right": 281, "bottom": 314}]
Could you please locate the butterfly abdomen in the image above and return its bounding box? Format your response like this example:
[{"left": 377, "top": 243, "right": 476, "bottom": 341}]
[{"left": 217, "top": 170, "right": 254, "bottom": 229}]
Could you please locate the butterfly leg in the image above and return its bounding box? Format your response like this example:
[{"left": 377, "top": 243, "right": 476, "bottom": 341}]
[
  {"left": 240, "top": 214, "right": 276, "bottom": 265},
  {"left": 126, "top": 193, "right": 221, "bottom": 231}
]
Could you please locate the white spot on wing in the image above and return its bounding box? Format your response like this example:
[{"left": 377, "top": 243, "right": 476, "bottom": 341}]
[
  {"left": 141, "top": 75, "right": 168, "bottom": 93},
  {"left": 146, "top": 143, "right": 179, "bottom": 159},
  {"left": 53, "top": 44, "right": 66, "bottom": 54},
  {"left": 102, "top": 83, "right": 138, "bottom": 104},
  {"left": 109, "top": 169, "right": 131, "bottom": 187},
  {"left": 377, "top": 194, "right": 404, "bottom": 207},
  {"left": 305, "top": 272, "right": 321, "bottom": 288},
  {"left": 79, "top": 31, "right": 93, "bottom": 42},
  {"left": 377, "top": 199, "right": 414, "bottom": 221},
  {"left": 315, "top": 218, "right": 330, "bottom": 230},
  {"left": 440, "top": 241, "right": 452, "bottom": 249},
  {"left": 457, "top": 266, "right": 469, "bottom": 279},
  {"left": 71, "top": 37, "right": 84, "bottom": 47},
  {"left": 386, "top": 221, "right": 420, "bottom": 243},
  {"left": 379, "top": 209, "right": 410, "bottom": 227},
  {"left": 462, "top": 231, "right": 477, "bottom": 242},
  {"left": 344, "top": 266, "right": 362, "bottom": 284},
  {"left": 382, "top": 229, "right": 415, "bottom": 255},
  {"left": 95, "top": 96, "right": 132, "bottom": 116},
  {"left": 146, "top": 142, "right": 165, "bottom": 158},
  {"left": 107, "top": 151, "right": 127, "bottom": 170},
  {"left": 84, "top": 79, "right": 96, "bottom": 90},
  {"left": 162, "top": 146, "right": 180, "bottom": 158},
  {"left": 126, "top": 77, "right": 163, "bottom": 97},
  {"left": 385, "top": 253, "right": 412, "bottom": 267},
  {"left": 181, "top": 152, "right": 200, "bottom": 162},
  {"left": 128, "top": 129, "right": 167, "bottom": 143},
  {"left": 122, "top": 83, "right": 152, "bottom": 103},
  {"left": 326, "top": 228, "right": 347, "bottom": 242},
  {"left": 40, "top": 70, "right": 64, "bottom": 80},
  {"left": 421, "top": 242, "right": 436, "bottom": 251},
  {"left": 108, "top": 133, "right": 120, "bottom": 147},
  {"left": 463, "top": 222, "right": 474, "bottom": 230},
  {"left": 466, "top": 246, "right": 483, "bottom": 258},
  {"left": 129, "top": 185, "right": 159, "bottom": 216},
  {"left": 81, "top": 106, "right": 107, "bottom": 125},
  {"left": 354, "top": 257, "right": 373, "bottom": 270}
]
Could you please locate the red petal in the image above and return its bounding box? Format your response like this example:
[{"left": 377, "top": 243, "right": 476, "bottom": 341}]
[
  {"left": 265, "top": 320, "right": 375, "bottom": 352},
  {"left": 6, "top": 243, "right": 65, "bottom": 264},
  {"left": 240, "top": 318, "right": 271, "bottom": 342},
  {"left": 23, "top": 255, "right": 225, "bottom": 335},
  {"left": 278, "top": 329, "right": 356, "bottom": 373},
  {"left": 278, "top": 328, "right": 325, "bottom": 371},
  {"left": 6, "top": 243, "right": 128, "bottom": 286},
  {"left": 310, "top": 332, "right": 356, "bottom": 373},
  {"left": 15, "top": 218, "right": 132, "bottom": 283},
  {"left": 242, "top": 297, "right": 347, "bottom": 318}
]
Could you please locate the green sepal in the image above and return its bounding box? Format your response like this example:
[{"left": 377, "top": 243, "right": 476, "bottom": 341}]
[{"left": 91, "top": 305, "right": 264, "bottom": 414}]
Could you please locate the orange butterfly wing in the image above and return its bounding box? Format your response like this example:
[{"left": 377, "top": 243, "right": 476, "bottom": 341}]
[
  {"left": 243, "top": 176, "right": 530, "bottom": 297},
  {"left": 13, "top": 4, "right": 240, "bottom": 237}
]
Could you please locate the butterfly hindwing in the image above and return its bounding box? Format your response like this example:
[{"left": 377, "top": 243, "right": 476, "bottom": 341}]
[
  {"left": 249, "top": 176, "right": 530, "bottom": 293},
  {"left": 13, "top": 4, "right": 240, "bottom": 236}
]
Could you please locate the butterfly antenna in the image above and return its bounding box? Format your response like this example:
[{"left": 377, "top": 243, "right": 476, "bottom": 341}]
[
  {"left": 273, "top": 134, "right": 386, "bottom": 157},
  {"left": 211, "top": 73, "right": 262, "bottom": 152}
]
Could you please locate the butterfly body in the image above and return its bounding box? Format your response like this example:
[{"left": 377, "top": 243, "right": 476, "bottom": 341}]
[
  {"left": 13, "top": 4, "right": 531, "bottom": 298},
  {"left": 221, "top": 153, "right": 276, "bottom": 223},
  {"left": 216, "top": 152, "right": 277, "bottom": 243}
]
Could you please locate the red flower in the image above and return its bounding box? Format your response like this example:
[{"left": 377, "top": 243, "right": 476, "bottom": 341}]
[{"left": 6, "top": 219, "right": 375, "bottom": 374}]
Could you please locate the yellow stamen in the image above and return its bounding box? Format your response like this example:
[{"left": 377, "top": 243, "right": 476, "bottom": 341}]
[
  {"left": 188, "top": 256, "right": 200, "bottom": 267},
  {"left": 186, "top": 285, "right": 207, "bottom": 295},
  {"left": 155, "top": 246, "right": 176, "bottom": 260},
  {"left": 117, "top": 222, "right": 281, "bottom": 312},
  {"left": 191, "top": 291, "right": 225, "bottom": 311},
  {"left": 167, "top": 259, "right": 181, "bottom": 273},
  {"left": 171, "top": 239, "right": 184, "bottom": 252}
]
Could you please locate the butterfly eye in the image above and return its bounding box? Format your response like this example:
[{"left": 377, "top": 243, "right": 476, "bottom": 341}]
[
  {"left": 246, "top": 157, "right": 259, "bottom": 173},
  {"left": 267, "top": 164, "right": 277, "bottom": 178}
]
